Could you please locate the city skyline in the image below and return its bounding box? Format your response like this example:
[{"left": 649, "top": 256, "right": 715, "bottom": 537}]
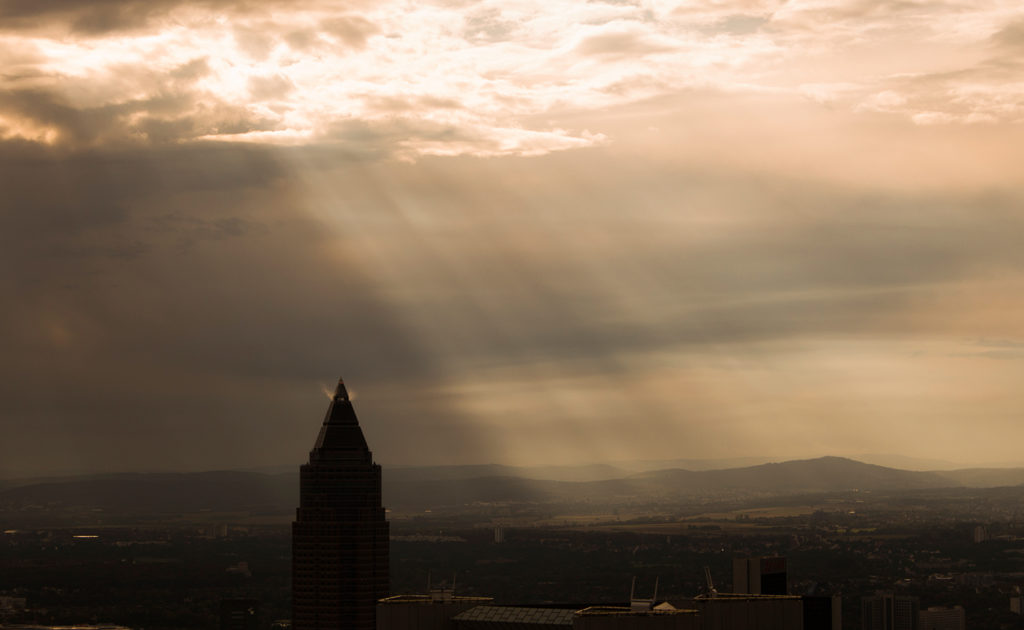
[{"left": 3, "top": 0, "right": 1024, "bottom": 476}]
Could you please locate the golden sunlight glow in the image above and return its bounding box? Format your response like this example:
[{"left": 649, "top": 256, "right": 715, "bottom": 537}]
[
  {"left": 3, "top": 0, "right": 1024, "bottom": 472},
  {"left": 1, "top": 0, "right": 1021, "bottom": 155},
  {"left": 0, "top": 114, "right": 60, "bottom": 144}
]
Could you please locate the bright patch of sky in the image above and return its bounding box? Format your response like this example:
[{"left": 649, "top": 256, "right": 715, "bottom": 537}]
[{"left": 2, "top": 0, "right": 1023, "bottom": 155}]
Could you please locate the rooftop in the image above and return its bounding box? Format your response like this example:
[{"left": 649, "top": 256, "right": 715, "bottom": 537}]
[
  {"left": 452, "top": 606, "right": 577, "bottom": 627},
  {"left": 379, "top": 594, "right": 494, "bottom": 605}
]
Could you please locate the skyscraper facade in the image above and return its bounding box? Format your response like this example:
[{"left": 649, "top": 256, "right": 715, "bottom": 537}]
[
  {"left": 293, "top": 379, "right": 389, "bottom": 630},
  {"left": 919, "top": 606, "right": 965, "bottom": 630},
  {"left": 732, "top": 556, "right": 788, "bottom": 595},
  {"left": 862, "top": 592, "right": 919, "bottom": 630}
]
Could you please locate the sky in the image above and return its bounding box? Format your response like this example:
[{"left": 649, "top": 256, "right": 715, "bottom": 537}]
[{"left": 2, "top": 0, "right": 1024, "bottom": 477}]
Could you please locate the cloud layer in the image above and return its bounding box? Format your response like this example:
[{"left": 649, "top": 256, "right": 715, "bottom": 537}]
[
  {"left": 2, "top": 0, "right": 1023, "bottom": 156},
  {"left": 2, "top": 0, "right": 1024, "bottom": 476}
]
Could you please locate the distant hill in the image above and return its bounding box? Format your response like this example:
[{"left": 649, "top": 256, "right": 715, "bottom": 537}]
[
  {"left": 381, "top": 457, "right": 959, "bottom": 508},
  {"left": 611, "top": 456, "right": 779, "bottom": 472},
  {"left": 4, "top": 456, "right": 1024, "bottom": 518},
  {"left": 627, "top": 456, "right": 952, "bottom": 493},
  {"left": 852, "top": 453, "right": 970, "bottom": 471},
  {"left": 935, "top": 467, "right": 1024, "bottom": 487},
  {"left": 384, "top": 463, "right": 629, "bottom": 484}
]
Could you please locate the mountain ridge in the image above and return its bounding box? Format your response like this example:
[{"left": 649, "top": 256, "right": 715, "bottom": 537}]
[{"left": 3, "top": 456, "right": 1024, "bottom": 516}]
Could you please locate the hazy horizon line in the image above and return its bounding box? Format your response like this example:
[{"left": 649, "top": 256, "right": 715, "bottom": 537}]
[{"left": 6, "top": 453, "right": 1024, "bottom": 482}]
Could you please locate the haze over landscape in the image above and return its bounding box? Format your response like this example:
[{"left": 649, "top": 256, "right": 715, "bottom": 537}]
[{"left": 3, "top": 0, "right": 1024, "bottom": 477}]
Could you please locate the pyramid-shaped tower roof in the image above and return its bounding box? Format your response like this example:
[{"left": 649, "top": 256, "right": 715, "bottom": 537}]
[{"left": 312, "top": 379, "right": 370, "bottom": 454}]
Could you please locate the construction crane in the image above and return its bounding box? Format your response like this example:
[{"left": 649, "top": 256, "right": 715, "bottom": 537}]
[
  {"left": 703, "top": 566, "right": 718, "bottom": 598},
  {"left": 630, "top": 576, "right": 659, "bottom": 611}
]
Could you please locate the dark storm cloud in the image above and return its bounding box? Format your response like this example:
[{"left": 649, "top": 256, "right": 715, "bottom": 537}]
[
  {"left": 3, "top": 0, "right": 1023, "bottom": 473},
  {"left": 0, "top": 50, "right": 280, "bottom": 149},
  {"left": 0, "top": 0, "right": 291, "bottom": 35},
  {"left": 4, "top": 128, "right": 1024, "bottom": 475},
  {"left": 0, "top": 139, "right": 486, "bottom": 477},
  {"left": 0, "top": 66, "right": 462, "bottom": 159},
  {"left": 0, "top": 0, "right": 199, "bottom": 34},
  {"left": 0, "top": 88, "right": 132, "bottom": 147}
]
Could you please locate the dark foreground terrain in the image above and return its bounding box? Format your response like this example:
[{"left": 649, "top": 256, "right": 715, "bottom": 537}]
[{"left": 4, "top": 457, "right": 1024, "bottom": 629}]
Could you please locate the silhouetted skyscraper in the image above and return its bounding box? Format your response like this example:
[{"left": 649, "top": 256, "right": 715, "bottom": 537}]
[
  {"left": 733, "top": 556, "right": 787, "bottom": 595},
  {"left": 293, "top": 379, "right": 389, "bottom": 630},
  {"left": 862, "top": 592, "right": 919, "bottom": 630}
]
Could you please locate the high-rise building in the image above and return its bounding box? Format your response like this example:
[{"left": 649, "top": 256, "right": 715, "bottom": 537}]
[
  {"left": 972, "top": 526, "right": 988, "bottom": 543},
  {"left": 918, "top": 606, "right": 964, "bottom": 630},
  {"left": 293, "top": 379, "right": 389, "bottom": 630},
  {"left": 802, "top": 595, "right": 842, "bottom": 630},
  {"left": 861, "top": 592, "right": 919, "bottom": 630},
  {"left": 732, "top": 557, "right": 787, "bottom": 596}
]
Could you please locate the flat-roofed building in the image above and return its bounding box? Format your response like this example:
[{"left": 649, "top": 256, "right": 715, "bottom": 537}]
[
  {"left": 573, "top": 606, "right": 700, "bottom": 630},
  {"left": 861, "top": 592, "right": 919, "bottom": 630},
  {"left": 802, "top": 595, "right": 841, "bottom": 630},
  {"left": 695, "top": 594, "right": 805, "bottom": 630},
  {"left": 918, "top": 606, "right": 964, "bottom": 630},
  {"left": 452, "top": 606, "right": 577, "bottom": 630},
  {"left": 377, "top": 593, "right": 494, "bottom": 630}
]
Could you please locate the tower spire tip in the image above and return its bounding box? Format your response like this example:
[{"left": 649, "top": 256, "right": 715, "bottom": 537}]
[{"left": 334, "top": 378, "right": 349, "bottom": 401}]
